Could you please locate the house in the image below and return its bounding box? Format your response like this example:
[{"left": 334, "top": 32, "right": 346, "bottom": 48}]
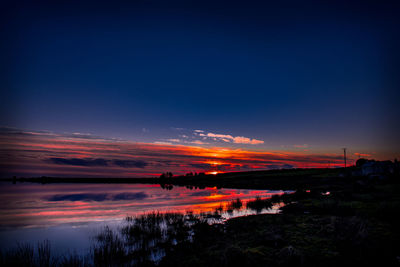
[{"left": 359, "top": 160, "right": 396, "bottom": 179}]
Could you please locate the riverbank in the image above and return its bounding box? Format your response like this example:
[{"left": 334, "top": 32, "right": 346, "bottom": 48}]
[
  {"left": 3, "top": 167, "right": 350, "bottom": 190},
  {"left": 159, "top": 176, "right": 400, "bottom": 266}
]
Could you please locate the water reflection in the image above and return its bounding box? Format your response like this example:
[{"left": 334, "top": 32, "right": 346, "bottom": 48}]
[
  {"left": 0, "top": 182, "right": 289, "bottom": 254},
  {"left": 0, "top": 183, "right": 287, "bottom": 229}
]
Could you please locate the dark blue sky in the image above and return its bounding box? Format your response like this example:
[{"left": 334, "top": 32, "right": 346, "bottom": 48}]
[{"left": 1, "top": 0, "right": 399, "bottom": 158}]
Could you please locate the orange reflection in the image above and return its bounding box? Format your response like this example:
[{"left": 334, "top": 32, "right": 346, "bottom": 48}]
[{"left": 0, "top": 183, "right": 288, "bottom": 228}]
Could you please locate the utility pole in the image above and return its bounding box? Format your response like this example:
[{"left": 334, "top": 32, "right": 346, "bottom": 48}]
[{"left": 343, "top": 148, "right": 347, "bottom": 168}]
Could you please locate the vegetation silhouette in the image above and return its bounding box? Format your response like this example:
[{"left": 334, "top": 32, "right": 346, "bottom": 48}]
[
  {"left": 227, "top": 198, "right": 243, "bottom": 210},
  {"left": 246, "top": 196, "right": 273, "bottom": 213},
  {"left": 159, "top": 172, "right": 173, "bottom": 179}
]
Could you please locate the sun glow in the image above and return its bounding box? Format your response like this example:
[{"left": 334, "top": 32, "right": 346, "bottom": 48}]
[
  {"left": 0, "top": 128, "right": 353, "bottom": 178},
  {"left": 205, "top": 161, "right": 223, "bottom": 165}
]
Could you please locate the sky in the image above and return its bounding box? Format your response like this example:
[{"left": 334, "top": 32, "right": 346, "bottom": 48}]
[{"left": 1, "top": 0, "right": 399, "bottom": 177}]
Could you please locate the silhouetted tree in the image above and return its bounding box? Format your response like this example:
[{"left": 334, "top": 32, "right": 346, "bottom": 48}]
[
  {"left": 356, "top": 158, "right": 368, "bottom": 168},
  {"left": 160, "top": 172, "right": 173, "bottom": 179},
  {"left": 394, "top": 159, "right": 399, "bottom": 176}
]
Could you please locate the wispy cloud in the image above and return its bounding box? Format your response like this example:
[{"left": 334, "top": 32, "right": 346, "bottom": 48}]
[
  {"left": 232, "top": 136, "right": 264, "bottom": 145},
  {"left": 48, "top": 158, "right": 148, "bottom": 168},
  {"left": 47, "top": 193, "right": 109, "bottom": 202},
  {"left": 167, "top": 139, "right": 181, "bottom": 143},
  {"left": 48, "top": 158, "right": 108, "bottom": 167},
  {"left": 354, "top": 152, "right": 372, "bottom": 158},
  {"left": 0, "top": 127, "right": 350, "bottom": 178},
  {"left": 171, "top": 127, "right": 185, "bottom": 131},
  {"left": 196, "top": 130, "right": 264, "bottom": 145},
  {"left": 112, "top": 160, "right": 147, "bottom": 168},
  {"left": 153, "top": 141, "right": 173, "bottom": 145},
  {"left": 187, "top": 140, "right": 208, "bottom": 145},
  {"left": 166, "top": 138, "right": 208, "bottom": 146},
  {"left": 294, "top": 144, "right": 309, "bottom": 148}
]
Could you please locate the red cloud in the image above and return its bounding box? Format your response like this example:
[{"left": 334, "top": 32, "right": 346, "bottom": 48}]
[{"left": 0, "top": 128, "right": 350, "bottom": 178}]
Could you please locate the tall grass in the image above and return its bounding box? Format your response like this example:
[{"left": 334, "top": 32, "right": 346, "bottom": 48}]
[
  {"left": 0, "top": 199, "right": 287, "bottom": 266},
  {"left": 92, "top": 212, "right": 207, "bottom": 266},
  {"left": 0, "top": 240, "right": 89, "bottom": 267},
  {"left": 93, "top": 226, "right": 126, "bottom": 266},
  {"left": 246, "top": 196, "right": 273, "bottom": 212},
  {"left": 37, "top": 240, "right": 51, "bottom": 267},
  {"left": 227, "top": 198, "right": 243, "bottom": 210}
]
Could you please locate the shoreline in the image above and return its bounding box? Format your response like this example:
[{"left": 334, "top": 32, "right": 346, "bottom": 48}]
[{"left": 1, "top": 167, "right": 351, "bottom": 191}]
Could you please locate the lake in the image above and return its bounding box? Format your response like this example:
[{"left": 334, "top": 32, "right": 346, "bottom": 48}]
[{"left": 0, "top": 182, "right": 288, "bottom": 255}]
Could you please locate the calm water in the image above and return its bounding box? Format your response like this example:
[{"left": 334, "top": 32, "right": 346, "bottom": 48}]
[{"left": 0, "top": 182, "right": 288, "bottom": 255}]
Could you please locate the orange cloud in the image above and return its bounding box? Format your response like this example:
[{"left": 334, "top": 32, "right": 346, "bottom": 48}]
[
  {"left": 0, "top": 127, "right": 351, "bottom": 178},
  {"left": 233, "top": 136, "right": 264, "bottom": 144},
  {"left": 196, "top": 131, "right": 264, "bottom": 145}
]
